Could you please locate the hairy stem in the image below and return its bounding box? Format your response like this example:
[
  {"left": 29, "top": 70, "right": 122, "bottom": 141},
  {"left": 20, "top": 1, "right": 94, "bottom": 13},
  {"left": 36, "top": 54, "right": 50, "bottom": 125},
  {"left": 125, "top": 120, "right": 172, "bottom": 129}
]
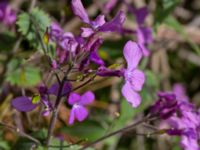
[
  {"left": 46, "top": 76, "right": 67, "bottom": 147},
  {"left": 46, "top": 65, "right": 72, "bottom": 147}
]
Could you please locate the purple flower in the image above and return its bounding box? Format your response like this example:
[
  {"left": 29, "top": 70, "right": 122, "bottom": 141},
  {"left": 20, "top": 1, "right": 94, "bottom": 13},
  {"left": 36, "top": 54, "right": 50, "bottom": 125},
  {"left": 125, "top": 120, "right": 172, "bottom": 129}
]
[
  {"left": 12, "top": 96, "right": 38, "bottom": 112},
  {"left": 68, "top": 91, "right": 95, "bottom": 125},
  {"left": 181, "top": 135, "right": 200, "bottom": 150},
  {"left": 49, "top": 22, "right": 63, "bottom": 41},
  {"left": 130, "top": 7, "right": 148, "bottom": 25},
  {"left": 88, "top": 38, "right": 104, "bottom": 66},
  {"left": 0, "top": 1, "right": 16, "bottom": 26},
  {"left": 71, "top": 0, "right": 125, "bottom": 36},
  {"left": 137, "top": 27, "right": 153, "bottom": 56},
  {"left": 121, "top": 41, "right": 145, "bottom": 107},
  {"left": 98, "top": 11, "right": 126, "bottom": 33},
  {"left": 78, "top": 37, "right": 105, "bottom": 67},
  {"left": 173, "top": 83, "right": 189, "bottom": 102},
  {"left": 128, "top": 6, "right": 153, "bottom": 57},
  {"left": 71, "top": 0, "right": 90, "bottom": 24},
  {"left": 49, "top": 22, "right": 79, "bottom": 64},
  {"left": 150, "top": 92, "right": 178, "bottom": 119},
  {"left": 152, "top": 90, "right": 200, "bottom": 150}
]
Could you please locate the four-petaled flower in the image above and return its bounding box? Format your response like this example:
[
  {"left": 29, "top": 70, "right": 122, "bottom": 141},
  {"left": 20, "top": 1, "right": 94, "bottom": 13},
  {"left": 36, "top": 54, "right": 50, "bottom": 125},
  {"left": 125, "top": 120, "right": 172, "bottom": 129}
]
[
  {"left": 68, "top": 91, "right": 95, "bottom": 125},
  {"left": 122, "top": 41, "right": 145, "bottom": 107},
  {"left": 71, "top": 0, "right": 126, "bottom": 37}
]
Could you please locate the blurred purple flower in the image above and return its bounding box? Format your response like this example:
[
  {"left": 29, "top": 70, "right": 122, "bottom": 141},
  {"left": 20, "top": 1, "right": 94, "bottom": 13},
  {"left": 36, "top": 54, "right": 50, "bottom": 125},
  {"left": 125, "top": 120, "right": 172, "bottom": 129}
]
[
  {"left": 173, "top": 83, "right": 189, "bottom": 102},
  {"left": 49, "top": 22, "right": 79, "bottom": 64},
  {"left": 49, "top": 22, "right": 63, "bottom": 41},
  {"left": 128, "top": 6, "right": 153, "bottom": 56},
  {"left": 88, "top": 38, "right": 104, "bottom": 66},
  {"left": 0, "top": 1, "right": 16, "bottom": 26},
  {"left": 131, "top": 7, "right": 148, "bottom": 25},
  {"left": 68, "top": 91, "right": 95, "bottom": 125},
  {"left": 71, "top": 0, "right": 125, "bottom": 36},
  {"left": 152, "top": 89, "right": 200, "bottom": 150},
  {"left": 137, "top": 27, "right": 153, "bottom": 56},
  {"left": 150, "top": 92, "right": 178, "bottom": 119},
  {"left": 122, "top": 41, "right": 145, "bottom": 107}
]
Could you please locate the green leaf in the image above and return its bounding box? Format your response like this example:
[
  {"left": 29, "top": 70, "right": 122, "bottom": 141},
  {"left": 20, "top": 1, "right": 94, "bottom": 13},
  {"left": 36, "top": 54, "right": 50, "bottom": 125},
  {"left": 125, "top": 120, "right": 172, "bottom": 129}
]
[
  {"left": 17, "top": 7, "right": 51, "bottom": 47},
  {"left": 31, "top": 128, "right": 47, "bottom": 141},
  {"left": 145, "top": 70, "right": 160, "bottom": 88},
  {"left": 0, "top": 32, "right": 16, "bottom": 51},
  {"left": 0, "top": 141, "right": 10, "bottom": 150},
  {"left": 60, "top": 120, "right": 106, "bottom": 141},
  {"left": 6, "top": 65, "right": 41, "bottom": 87},
  {"left": 154, "top": 0, "right": 180, "bottom": 27},
  {"left": 12, "top": 138, "right": 36, "bottom": 150}
]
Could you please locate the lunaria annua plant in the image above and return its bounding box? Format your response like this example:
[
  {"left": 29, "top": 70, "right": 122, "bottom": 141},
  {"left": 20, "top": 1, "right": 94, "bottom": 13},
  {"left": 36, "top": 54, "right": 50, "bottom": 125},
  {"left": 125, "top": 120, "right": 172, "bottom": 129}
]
[{"left": 0, "top": 0, "right": 199, "bottom": 150}]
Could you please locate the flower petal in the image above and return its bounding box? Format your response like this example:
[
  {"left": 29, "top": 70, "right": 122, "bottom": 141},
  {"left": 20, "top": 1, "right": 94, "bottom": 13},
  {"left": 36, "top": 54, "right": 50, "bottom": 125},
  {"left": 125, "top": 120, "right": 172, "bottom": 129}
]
[
  {"left": 74, "top": 105, "right": 88, "bottom": 121},
  {"left": 68, "top": 108, "right": 75, "bottom": 125},
  {"left": 130, "top": 69, "right": 145, "bottom": 91},
  {"left": 122, "top": 82, "right": 141, "bottom": 107},
  {"left": 81, "top": 27, "right": 94, "bottom": 37},
  {"left": 71, "top": 0, "right": 90, "bottom": 24},
  {"left": 123, "top": 41, "right": 142, "bottom": 70},
  {"left": 133, "top": 7, "right": 148, "bottom": 25},
  {"left": 138, "top": 43, "right": 150, "bottom": 57},
  {"left": 68, "top": 92, "right": 81, "bottom": 105},
  {"left": 80, "top": 91, "right": 95, "bottom": 105},
  {"left": 137, "top": 27, "right": 153, "bottom": 44},
  {"left": 12, "top": 96, "right": 38, "bottom": 112},
  {"left": 88, "top": 38, "right": 104, "bottom": 65},
  {"left": 91, "top": 15, "right": 105, "bottom": 28},
  {"left": 90, "top": 51, "right": 105, "bottom": 65},
  {"left": 98, "top": 10, "right": 125, "bottom": 33},
  {"left": 173, "top": 83, "right": 189, "bottom": 102}
]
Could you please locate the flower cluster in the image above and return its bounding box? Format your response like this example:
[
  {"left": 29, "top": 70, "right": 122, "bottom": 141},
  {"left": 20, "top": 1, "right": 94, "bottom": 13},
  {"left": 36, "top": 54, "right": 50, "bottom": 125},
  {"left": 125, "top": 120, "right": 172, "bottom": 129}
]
[
  {"left": 150, "top": 84, "right": 200, "bottom": 150},
  {"left": 11, "top": 0, "right": 147, "bottom": 125}
]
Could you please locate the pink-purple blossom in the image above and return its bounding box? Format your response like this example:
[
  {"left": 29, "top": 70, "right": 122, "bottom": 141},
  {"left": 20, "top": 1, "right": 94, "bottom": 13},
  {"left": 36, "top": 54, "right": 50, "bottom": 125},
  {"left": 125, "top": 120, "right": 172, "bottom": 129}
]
[
  {"left": 128, "top": 6, "right": 153, "bottom": 56},
  {"left": 122, "top": 41, "right": 145, "bottom": 107},
  {"left": 68, "top": 91, "right": 95, "bottom": 125},
  {"left": 71, "top": 0, "right": 125, "bottom": 36},
  {"left": 151, "top": 88, "right": 200, "bottom": 150}
]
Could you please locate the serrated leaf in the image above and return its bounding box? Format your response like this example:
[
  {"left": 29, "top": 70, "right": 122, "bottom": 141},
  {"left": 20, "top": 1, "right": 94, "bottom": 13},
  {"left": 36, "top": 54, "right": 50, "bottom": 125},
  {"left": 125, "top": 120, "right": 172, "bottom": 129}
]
[{"left": 17, "top": 7, "right": 51, "bottom": 47}]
